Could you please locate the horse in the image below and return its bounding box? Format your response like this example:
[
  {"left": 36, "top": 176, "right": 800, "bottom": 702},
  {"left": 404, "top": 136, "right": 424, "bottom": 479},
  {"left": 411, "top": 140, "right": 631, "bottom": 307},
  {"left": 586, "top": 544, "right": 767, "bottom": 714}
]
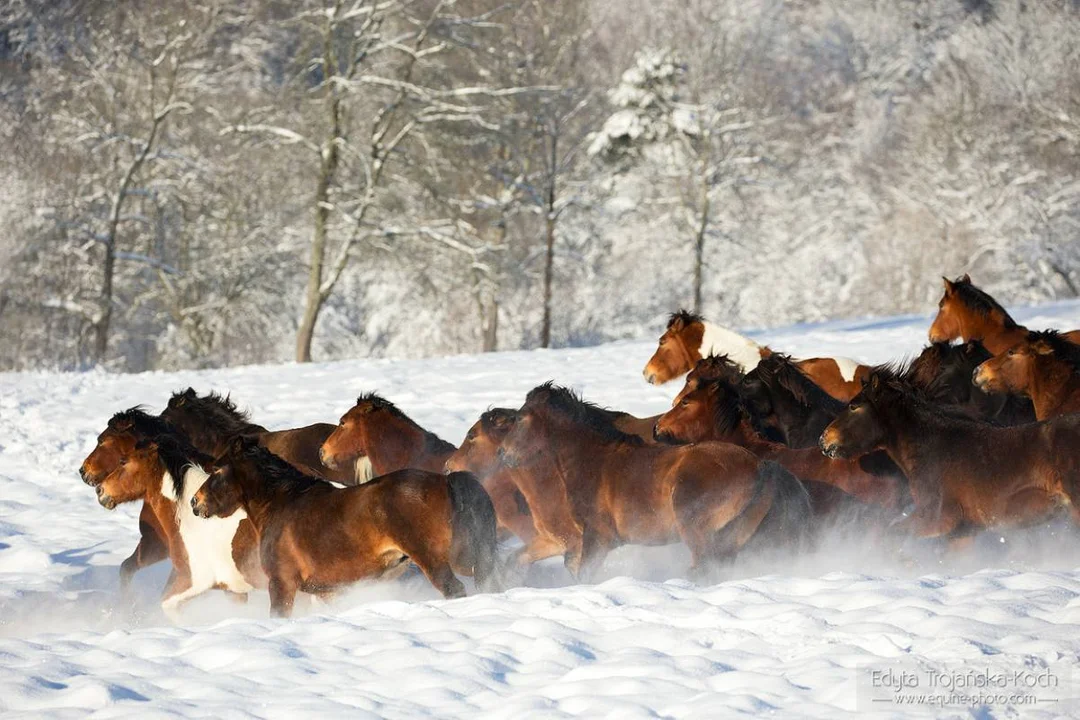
[
  {"left": 95, "top": 432, "right": 261, "bottom": 619},
  {"left": 738, "top": 353, "right": 846, "bottom": 448},
  {"left": 445, "top": 409, "right": 537, "bottom": 545},
  {"left": 654, "top": 376, "right": 907, "bottom": 511},
  {"left": 193, "top": 436, "right": 500, "bottom": 616},
  {"left": 819, "top": 373, "right": 1080, "bottom": 548},
  {"left": 929, "top": 275, "right": 1080, "bottom": 354},
  {"left": 974, "top": 330, "right": 1080, "bottom": 420},
  {"left": 320, "top": 393, "right": 456, "bottom": 477},
  {"left": 498, "top": 383, "right": 812, "bottom": 579},
  {"left": 643, "top": 310, "right": 868, "bottom": 400},
  {"left": 163, "top": 388, "right": 366, "bottom": 485},
  {"left": 672, "top": 354, "right": 745, "bottom": 406},
  {"left": 79, "top": 408, "right": 179, "bottom": 589}
]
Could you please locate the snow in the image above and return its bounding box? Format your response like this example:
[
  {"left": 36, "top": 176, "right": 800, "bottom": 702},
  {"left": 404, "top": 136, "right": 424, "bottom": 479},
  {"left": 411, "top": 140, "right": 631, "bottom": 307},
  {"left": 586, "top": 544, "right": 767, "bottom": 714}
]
[{"left": 3, "top": 302, "right": 1080, "bottom": 716}]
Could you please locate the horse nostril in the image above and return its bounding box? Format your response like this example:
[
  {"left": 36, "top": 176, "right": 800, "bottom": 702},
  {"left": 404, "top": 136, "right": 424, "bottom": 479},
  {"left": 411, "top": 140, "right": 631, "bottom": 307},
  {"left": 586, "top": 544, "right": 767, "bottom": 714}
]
[{"left": 645, "top": 373, "right": 656, "bottom": 385}]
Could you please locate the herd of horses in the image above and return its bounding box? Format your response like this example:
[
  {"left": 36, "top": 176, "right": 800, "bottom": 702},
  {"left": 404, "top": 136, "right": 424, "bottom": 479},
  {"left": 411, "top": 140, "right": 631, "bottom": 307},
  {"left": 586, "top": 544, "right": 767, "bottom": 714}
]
[{"left": 77, "top": 275, "right": 1080, "bottom": 619}]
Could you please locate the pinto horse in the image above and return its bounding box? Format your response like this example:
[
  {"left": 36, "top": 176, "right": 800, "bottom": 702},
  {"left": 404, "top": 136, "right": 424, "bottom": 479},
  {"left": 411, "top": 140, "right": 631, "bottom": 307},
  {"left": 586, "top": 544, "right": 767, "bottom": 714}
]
[
  {"left": 95, "top": 433, "right": 261, "bottom": 619},
  {"left": 819, "top": 373, "right": 1080, "bottom": 547},
  {"left": 193, "top": 436, "right": 499, "bottom": 616},
  {"left": 643, "top": 310, "right": 868, "bottom": 400},
  {"left": 974, "top": 330, "right": 1080, "bottom": 420},
  {"left": 320, "top": 393, "right": 456, "bottom": 477},
  {"left": 929, "top": 275, "right": 1080, "bottom": 354},
  {"left": 654, "top": 376, "right": 906, "bottom": 511},
  {"left": 80, "top": 408, "right": 179, "bottom": 588},
  {"left": 445, "top": 409, "right": 536, "bottom": 545},
  {"left": 163, "top": 388, "right": 364, "bottom": 485},
  {"left": 499, "top": 383, "right": 812, "bottom": 578}
]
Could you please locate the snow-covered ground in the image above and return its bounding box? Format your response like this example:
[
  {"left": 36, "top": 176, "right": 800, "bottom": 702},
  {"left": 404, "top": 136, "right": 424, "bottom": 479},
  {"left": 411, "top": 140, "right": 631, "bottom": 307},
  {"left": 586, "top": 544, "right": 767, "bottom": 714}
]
[{"left": 3, "top": 303, "right": 1080, "bottom": 717}]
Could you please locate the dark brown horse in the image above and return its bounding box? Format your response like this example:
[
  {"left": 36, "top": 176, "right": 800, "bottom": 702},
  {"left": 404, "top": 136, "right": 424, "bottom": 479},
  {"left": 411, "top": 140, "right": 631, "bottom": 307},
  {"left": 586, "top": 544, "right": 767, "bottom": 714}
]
[
  {"left": 499, "top": 383, "right": 812, "bottom": 578},
  {"left": 643, "top": 310, "right": 869, "bottom": 400},
  {"left": 95, "top": 433, "right": 261, "bottom": 619},
  {"left": 820, "top": 373, "right": 1080, "bottom": 547},
  {"left": 163, "top": 388, "right": 362, "bottom": 484},
  {"left": 974, "top": 330, "right": 1080, "bottom": 420},
  {"left": 320, "top": 393, "right": 456, "bottom": 476},
  {"left": 672, "top": 354, "right": 744, "bottom": 406},
  {"left": 738, "top": 353, "right": 846, "bottom": 448},
  {"left": 445, "top": 409, "right": 536, "bottom": 545},
  {"left": 193, "top": 436, "right": 499, "bottom": 616},
  {"left": 929, "top": 275, "right": 1080, "bottom": 354},
  {"left": 79, "top": 408, "right": 178, "bottom": 588},
  {"left": 654, "top": 376, "right": 906, "bottom": 511}
]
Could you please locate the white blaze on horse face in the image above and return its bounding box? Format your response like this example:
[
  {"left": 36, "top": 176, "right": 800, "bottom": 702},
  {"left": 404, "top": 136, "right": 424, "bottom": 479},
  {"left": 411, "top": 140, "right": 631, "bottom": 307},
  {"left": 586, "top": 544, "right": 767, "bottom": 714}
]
[
  {"left": 160, "top": 466, "right": 253, "bottom": 620},
  {"left": 355, "top": 455, "right": 374, "bottom": 484},
  {"left": 832, "top": 357, "right": 862, "bottom": 382},
  {"left": 699, "top": 322, "right": 765, "bottom": 374}
]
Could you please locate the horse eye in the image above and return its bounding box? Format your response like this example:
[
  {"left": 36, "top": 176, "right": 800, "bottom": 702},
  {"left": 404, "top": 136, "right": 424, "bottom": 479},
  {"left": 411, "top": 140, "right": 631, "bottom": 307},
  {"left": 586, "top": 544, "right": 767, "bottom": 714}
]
[{"left": 680, "top": 398, "right": 689, "bottom": 406}]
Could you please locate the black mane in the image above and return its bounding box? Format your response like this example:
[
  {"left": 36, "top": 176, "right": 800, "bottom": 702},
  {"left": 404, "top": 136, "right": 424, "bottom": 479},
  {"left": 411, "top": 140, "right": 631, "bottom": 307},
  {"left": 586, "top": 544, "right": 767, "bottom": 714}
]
[
  {"left": 951, "top": 277, "right": 1018, "bottom": 328},
  {"left": 357, "top": 391, "right": 455, "bottom": 453},
  {"left": 1028, "top": 330, "right": 1080, "bottom": 373},
  {"left": 233, "top": 439, "right": 330, "bottom": 500},
  {"left": 526, "top": 382, "right": 644, "bottom": 446},
  {"left": 136, "top": 433, "right": 211, "bottom": 500},
  {"left": 667, "top": 309, "right": 704, "bottom": 329},
  {"left": 754, "top": 354, "right": 844, "bottom": 413},
  {"left": 167, "top": 389, "right": 263, "bottom": 436},
  {"left": 863, "top": 371, "right": 988, "bottom": 426},
  {"left": 706, "top": 376, "right": 754, "bottom": 437},
  {"left": 692, "top": 353, "right": 744, "bottom": 381},
  {"left": 107, "top": 407, "right": 176, "bottom": 439}
]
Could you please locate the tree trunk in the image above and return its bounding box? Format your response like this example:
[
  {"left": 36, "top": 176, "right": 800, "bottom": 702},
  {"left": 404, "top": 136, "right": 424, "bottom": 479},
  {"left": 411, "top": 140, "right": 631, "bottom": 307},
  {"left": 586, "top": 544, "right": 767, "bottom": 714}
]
[
  {"left": 692, "top": 169, "right": 710, "bottom": 314},
  {"left": 540, "top": 130, "right": 558, "bottom": 349},
  {"left": 482, "top": 296, "right": 498, "bottom": 352}
]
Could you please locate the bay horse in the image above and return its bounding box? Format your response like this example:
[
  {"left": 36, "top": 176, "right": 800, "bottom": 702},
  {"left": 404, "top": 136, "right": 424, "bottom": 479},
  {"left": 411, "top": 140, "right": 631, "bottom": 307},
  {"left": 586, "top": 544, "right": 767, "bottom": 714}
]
[
  {"left": 672, "top": 353, "right": 745, "bottom": 406},
  {"left": 192, "top": 436, "right": 499, "bottom": 616},
  {"left": 644, "top": 310, "right": 868, "bottom": 400},
  {"left": 164, "top": 388, "right": 366, "bottom": 485},
  {"left": 929, "top": 275, "right": 1080, "bottom": 354},
  {"left": 499, "top": 383, "right": 812, "bottom": 579},
  {"left": 819, "top": 373, "right": 1080, "bottom": 547},
  {"left": 80, "top": 408, "right": 178, "bottom": 589},
  {"left": 95, "top": 432, "right": 261, "bottom": 619},
  {"left": 738, "top": 353, "right": 846, "bottom": 448},
  {"left": 320, "top": 393, "right": 457, "bottom": 477},
  {"left": 974, "top": 330, "right": 1080, "bottom": 420},
  {"left": 654, "top": 376, "right": 906, "bottom": 511},
  {"left": 445, "top": 408, "right": 537, "bottom": 545}
]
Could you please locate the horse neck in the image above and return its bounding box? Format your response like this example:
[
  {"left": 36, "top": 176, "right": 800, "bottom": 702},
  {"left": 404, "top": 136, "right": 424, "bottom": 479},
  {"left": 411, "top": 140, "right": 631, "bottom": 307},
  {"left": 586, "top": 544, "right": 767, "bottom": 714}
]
[
  {"left": 966, "top": 314, "right": 1027, "bottom": 355},
  {"left": 871, "top": 399, "right": 950, "bottom": 494},
  {"left": 1030, "top": 357, "right": 1080, "bottom": 420},
  {"left": 233, "top": 469, "right": 280, "bottom": 534},
  {"left": 700, "top": 323, "right": 764, "bottom": 373},
  {"left": 368, "top": 415, "right": 427, "bottom": 474}
]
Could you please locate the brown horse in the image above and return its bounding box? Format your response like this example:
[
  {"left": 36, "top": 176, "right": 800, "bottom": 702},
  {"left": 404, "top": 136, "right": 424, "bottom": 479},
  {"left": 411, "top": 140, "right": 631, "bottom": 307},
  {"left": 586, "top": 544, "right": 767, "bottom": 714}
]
[
  {"left": 672, "top": 354, "right": 744, "bottom": 406},
  {"left": 193, "top": 436, "right": 499, "bottom": 616},
  {"left": 644, "top": 310, "right": 868, "bottom": 400},
  {"left": 819, "top": 373, "right": 1080, "bottom": 547},
  {"left": 445, "top": 409, "right": 537, "bottom": 545},
  {"left": 929, "top": 275, "right": 1080, "bottom": 354},
  {"left": 95, "top": 433, "right": 261, "bottom": 619},
  {"left": 163, "top": 389, "right": 364, "bottom": 485},
  {"left": 79, "top": 408, "right": 178, "bottom": 588},
  {"left": 499, "top": 383, "right": 812, "bottom": 578},
  {"left": 654, "top": 376, "right": 906, "bottom": 511},
  {"left": 320, "top": 393, "right": 456, "bottom": 477},
  {"left": 974, "top": 330, "right": 1080, "bottom": 420}
]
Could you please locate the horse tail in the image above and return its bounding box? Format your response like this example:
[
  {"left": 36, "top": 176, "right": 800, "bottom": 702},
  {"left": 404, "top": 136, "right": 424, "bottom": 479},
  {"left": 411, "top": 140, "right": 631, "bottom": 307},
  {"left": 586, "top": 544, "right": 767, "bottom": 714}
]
[
  {"left": 447, "top": 471, "right": 501, "bottom": 593},
  {"left": 744, "top": 461, "right": 813, "bottom": 555}
]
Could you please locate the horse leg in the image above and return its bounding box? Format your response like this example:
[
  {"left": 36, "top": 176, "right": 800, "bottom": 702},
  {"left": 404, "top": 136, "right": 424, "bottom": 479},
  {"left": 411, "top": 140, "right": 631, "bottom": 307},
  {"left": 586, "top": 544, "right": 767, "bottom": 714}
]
[
  {"left": 891, "top": 502, "right": 964, "bottom": 541},
  {"left": 159, "top": 574, "right": 204, "bottom": 624},
  {"left": 512, "top": 533, "right": 566, "bottom": 566},
  {"left": 675, "top": 475, "right": 770, "bottom": 577},
  {"left": 268, "top": 576, "right": 300, "bottom": 618},
  {"left": 574, "top": 523, "right": 614, "bottom": 583},
  {"left": 120, "top": 504, "right": 170, "bottom": 591},
  {"left": 406, "top": 551, "right": 466, "bottom": 599}
]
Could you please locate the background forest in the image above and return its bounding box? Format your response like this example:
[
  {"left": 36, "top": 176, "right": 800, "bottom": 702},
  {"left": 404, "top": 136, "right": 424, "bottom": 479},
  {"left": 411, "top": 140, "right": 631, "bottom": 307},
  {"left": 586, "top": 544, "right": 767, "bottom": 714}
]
[{"left": 1, "top": 0, "right": 1078, "bottom": 371}]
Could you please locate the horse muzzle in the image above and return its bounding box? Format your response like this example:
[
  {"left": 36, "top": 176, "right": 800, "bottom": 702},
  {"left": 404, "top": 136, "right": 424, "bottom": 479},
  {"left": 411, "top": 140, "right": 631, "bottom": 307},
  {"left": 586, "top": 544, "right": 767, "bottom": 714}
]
[
  {"left": 643, "top": 369, "right": 657, "bottom": 385},
  {"left": 79, "top": 466, "right": 96, "bottom": 486},
  {"left": 319, "top": 447, "right": 340, "bottom": 470},
  {"left": 190, "top": 496, "right": 210, "bottom": 518},
  {"left": 96, "top": 487, "right": 117, "bottom": 510}
]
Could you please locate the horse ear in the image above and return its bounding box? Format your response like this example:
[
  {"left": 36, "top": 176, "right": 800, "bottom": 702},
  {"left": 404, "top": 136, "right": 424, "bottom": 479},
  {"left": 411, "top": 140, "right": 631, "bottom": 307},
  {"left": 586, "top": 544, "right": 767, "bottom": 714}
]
[
  {"left": 869, "top": 374, "right": 881, "bottom": 392},
  {"left": 230, "top": 435, "right": 247, "bottom": 454},
  {"left": 1034, "top": 341, "right": 1054, "bottom": 355},
  {"left": 942, "top": 276, "right": 954, "bottom": 294},
  {"left": 959, "top": 273, "right": 971, "bottom": 284}
]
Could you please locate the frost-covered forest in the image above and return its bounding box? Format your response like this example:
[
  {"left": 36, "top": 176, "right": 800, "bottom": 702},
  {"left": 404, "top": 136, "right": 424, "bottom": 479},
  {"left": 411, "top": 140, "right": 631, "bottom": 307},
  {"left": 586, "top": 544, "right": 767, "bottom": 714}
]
[{"left": 1, "top": 0, "right": 1078, "bottom": 372}]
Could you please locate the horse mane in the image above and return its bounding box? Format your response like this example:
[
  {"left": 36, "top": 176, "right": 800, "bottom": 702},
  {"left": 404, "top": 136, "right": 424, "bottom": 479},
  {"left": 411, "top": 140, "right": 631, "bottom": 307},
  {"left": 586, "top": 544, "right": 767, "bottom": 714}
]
[
  {"left": 693, "top": 353, "right": 744, "bottom": 381},
  {"left": 170, "top": 389, "right": 261, "bottom": 436},
  {"left": 136, "top": 433, "right": 211, "bottom": 500},
  {"left": 356, "top": 391, "right": 454, "bottom": 454},
  {"left": 667, "top": 309, "right": 704, "bottom": 329},
  {"left": 526, "top": 382, "right": 645, "bottom": 446},
  {"left": 1028, "top": 329, "right": 1080, "bottom": 374},
  {"left": 863, "top": 371, "right": 988, "bottom": 425},
  {"left": 107, "top": 407, "right": 176, "bottom": 438},
  {"left": 705, "top": 376, "right": 753, "bottom": 437},
  {"left": 233, "top": 439, "right": 329, "bottom": 500},
  {"left": 950, "top": 277, "right": 1018, "bottom": 328},
  {"left": 755, "top": 354, "right": 844, "bottom": 412}
]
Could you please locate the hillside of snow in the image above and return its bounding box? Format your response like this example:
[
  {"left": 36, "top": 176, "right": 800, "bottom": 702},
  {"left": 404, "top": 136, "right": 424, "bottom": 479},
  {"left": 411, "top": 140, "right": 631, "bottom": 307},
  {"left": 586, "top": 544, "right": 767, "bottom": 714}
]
[{"left": 3, "top": 303, "right": 1080, "bottom": 716}]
